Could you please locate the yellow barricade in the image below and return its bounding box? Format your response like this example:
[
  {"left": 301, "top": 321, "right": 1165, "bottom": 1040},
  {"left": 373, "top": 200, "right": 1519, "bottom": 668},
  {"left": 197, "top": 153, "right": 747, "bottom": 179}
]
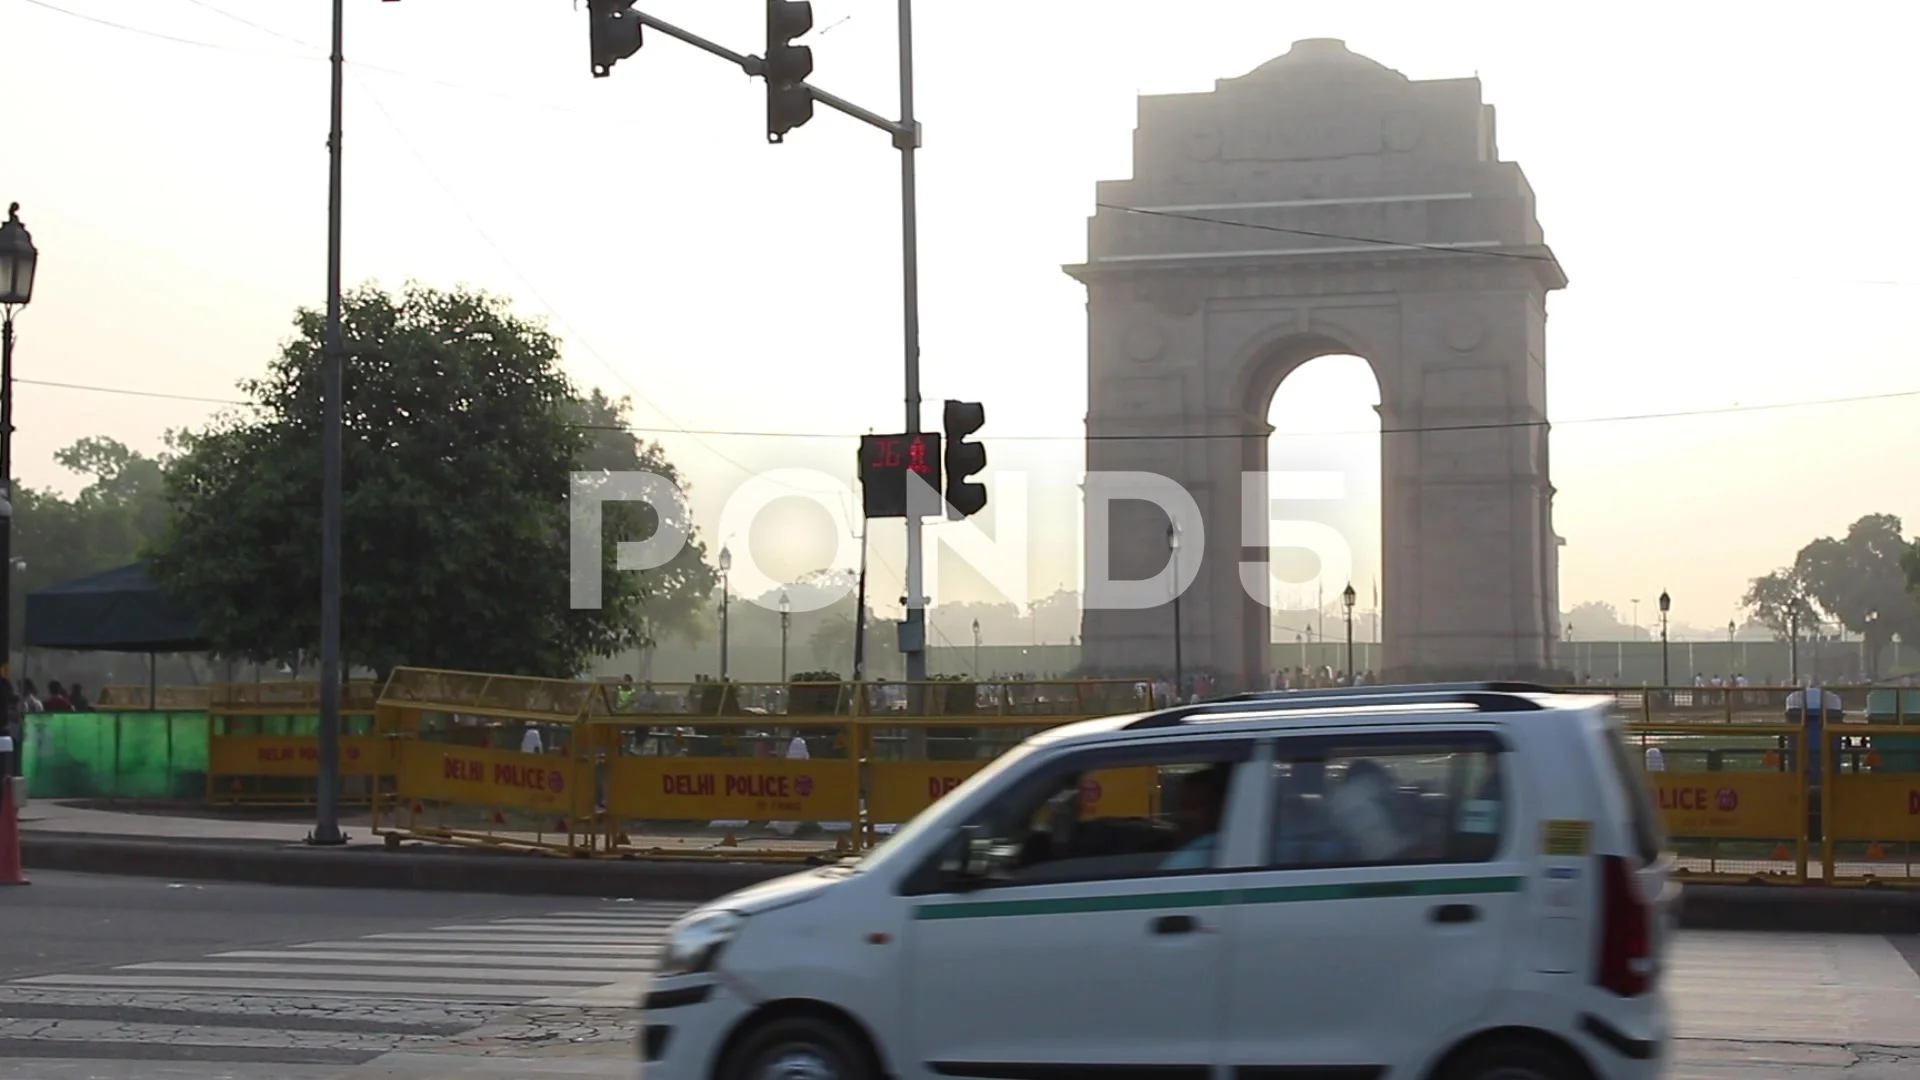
[
  {"left": 608, "top": 754, "right": 862, "bottom": 828},
  {"left": 1625, "top": 722, "right": 1808, "bottom": 883},
  {"left": 204, "top": 681, "right": 386, "bottom": 805},
  {"left": 372, "top": 667, "right": 613, "bottom": 855},
  {"left": 1822, "top": 725, "right": 1920, "bottom": 887}
]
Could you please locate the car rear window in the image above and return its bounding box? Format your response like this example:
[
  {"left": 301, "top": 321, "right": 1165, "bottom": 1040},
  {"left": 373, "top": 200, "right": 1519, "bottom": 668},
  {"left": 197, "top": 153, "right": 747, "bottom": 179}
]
[{"left": 1600, "top": 720, "right": 1665, "bottom": 865}]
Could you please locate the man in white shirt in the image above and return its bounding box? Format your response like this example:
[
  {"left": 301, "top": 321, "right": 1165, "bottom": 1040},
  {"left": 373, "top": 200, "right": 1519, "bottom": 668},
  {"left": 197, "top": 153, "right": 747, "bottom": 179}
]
[{"left": 520, "top": 725, "right": 544, "bottom": 755}]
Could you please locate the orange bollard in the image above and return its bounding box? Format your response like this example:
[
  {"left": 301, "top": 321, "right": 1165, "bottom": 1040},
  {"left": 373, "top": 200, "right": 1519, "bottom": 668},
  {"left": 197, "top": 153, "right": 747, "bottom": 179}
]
[
  {"left": 1770, "top": 843, "right": 1791, "bottom": 861},
  {"left": 0, "top": 770, "right": 29, "bottom": 887}
]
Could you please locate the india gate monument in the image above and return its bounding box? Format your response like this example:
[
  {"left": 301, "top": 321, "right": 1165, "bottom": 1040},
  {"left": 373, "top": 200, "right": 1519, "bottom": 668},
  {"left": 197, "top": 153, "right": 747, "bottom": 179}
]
[{"left": 1068, "top": 38, "right": 1567, "bottom": 686}]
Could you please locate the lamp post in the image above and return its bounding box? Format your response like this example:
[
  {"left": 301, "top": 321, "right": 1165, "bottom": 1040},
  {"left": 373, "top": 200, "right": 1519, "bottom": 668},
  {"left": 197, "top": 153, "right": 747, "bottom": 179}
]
[
  {"left": 0, "top": 204, "right": 39, "bottom": 703},
  {"left": 717, "top": 546, "right": 732, "bottom": 681},
  {"left": 778, "top": 589, "right": 791, "bottom": 683},
  {"left": 1657, "top": 590, "right": 1672, "bottom": 688},
  {"left": 1167, "top": 522, "right": 1183, "bottom": 697},
  {"left": 1727, "top": 619, "right": 1736, "bottom": 679},
  {"left": 1565, "top": 622, "right": 1575, "bottom": 680},
  {"left": 971, "top": 617, "right": 981, "bottom": 677},
  {"left": 1341, "top": 583, "right": 1357, "bottom": 681}
]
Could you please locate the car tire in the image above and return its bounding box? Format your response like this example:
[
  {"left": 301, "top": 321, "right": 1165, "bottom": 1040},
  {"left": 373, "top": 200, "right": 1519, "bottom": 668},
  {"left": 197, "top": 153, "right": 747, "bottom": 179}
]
[
  {"left": 719, "top": 1014, "right": 872, "bottom": 1080},
  {"left": 1437, "top": 1037, "right": 1589, "bottom": 1080}
]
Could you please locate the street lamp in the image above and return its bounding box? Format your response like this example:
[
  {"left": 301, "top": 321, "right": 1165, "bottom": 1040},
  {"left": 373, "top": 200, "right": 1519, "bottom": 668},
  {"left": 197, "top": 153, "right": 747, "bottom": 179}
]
[
  {"left": 0, "top": 204, "right": 38, "bottom": 709},
  {"left": 1657, "top": 590, "right": 1672, "bottom": 688},
  {"left": 1341, "top": 582, "right": 1357, "bottom": 681},
  {"left": 1167, "top": 522, "right": 1184, "bottom": 697},
  {"left": 1727, "top": 619, "right": 1736, "bottom": 679},
  {"left": 717, "top": 546, "right": 732, "bottom": 681},
  {"left": 778, "top": 589, "right": 791, "bottom": 683},
  {"left": 971, "top": 617, "right": 981, "bottom": 677}
]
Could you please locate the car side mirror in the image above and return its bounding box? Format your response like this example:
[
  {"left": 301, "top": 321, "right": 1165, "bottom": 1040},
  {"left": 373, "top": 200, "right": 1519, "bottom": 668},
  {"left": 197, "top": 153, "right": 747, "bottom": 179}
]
[{"left": 942, "top": 824, "right": 1014, "bottom": 886}]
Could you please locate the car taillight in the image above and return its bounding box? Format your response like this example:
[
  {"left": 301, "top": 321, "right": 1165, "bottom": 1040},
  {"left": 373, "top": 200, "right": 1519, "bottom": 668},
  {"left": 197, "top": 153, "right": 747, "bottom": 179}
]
[{"left": 1597, "top": 855, "right": 1652, "bottom": 996}]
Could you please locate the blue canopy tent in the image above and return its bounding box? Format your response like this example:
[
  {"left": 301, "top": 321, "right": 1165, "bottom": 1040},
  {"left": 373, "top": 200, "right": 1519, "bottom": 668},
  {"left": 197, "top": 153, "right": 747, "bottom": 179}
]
[{"left": 24, "top": 562, "right": 209, "bottom": 703}]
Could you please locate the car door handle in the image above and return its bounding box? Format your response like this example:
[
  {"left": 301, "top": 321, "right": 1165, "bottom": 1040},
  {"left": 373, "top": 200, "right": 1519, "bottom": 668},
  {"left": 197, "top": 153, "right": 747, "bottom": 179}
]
[
  {"left": 1431, "top": 903, "right": 1479, "bottom": 924},
  {"left": 1150, "top": 914, "right": 1198, "bottom": 935}
]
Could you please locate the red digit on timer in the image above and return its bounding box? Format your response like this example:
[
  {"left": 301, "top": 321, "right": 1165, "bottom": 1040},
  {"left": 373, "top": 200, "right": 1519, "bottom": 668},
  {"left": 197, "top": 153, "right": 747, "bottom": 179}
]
[{"left": 908, "top": 437, "right": 931, "bottom": 473}]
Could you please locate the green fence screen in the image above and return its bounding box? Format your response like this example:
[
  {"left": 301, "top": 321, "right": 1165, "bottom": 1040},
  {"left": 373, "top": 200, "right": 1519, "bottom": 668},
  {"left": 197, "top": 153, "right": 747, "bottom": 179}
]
[{"left": 20, "top": 711, "right": 210, "bottom": 800}]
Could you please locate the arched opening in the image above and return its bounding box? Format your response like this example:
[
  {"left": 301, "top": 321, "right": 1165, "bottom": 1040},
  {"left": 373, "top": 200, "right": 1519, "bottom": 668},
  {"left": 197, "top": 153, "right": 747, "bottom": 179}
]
[{"left": 1264, "top": 355, "right": 1382, "bottom": 685}]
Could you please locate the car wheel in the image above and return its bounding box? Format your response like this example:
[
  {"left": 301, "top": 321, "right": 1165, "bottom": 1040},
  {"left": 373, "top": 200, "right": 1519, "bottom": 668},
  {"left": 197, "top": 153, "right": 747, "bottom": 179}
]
[
  {"left": 720, "top": 1014, "right": 872, "bottom": 1080},
  {"left": 1439, "top": 1037, "right": 1587, "bottom": 1080}
]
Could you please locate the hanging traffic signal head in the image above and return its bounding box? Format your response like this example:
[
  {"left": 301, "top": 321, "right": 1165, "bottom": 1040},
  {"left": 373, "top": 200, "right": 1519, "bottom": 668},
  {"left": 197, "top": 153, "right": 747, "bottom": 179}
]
[
  {"left": 943, "top": 400, "right": 987, "bottom": 520},
  {"left": 765, "top": 1, "right": 814, "bottom": 142},
  {"left": 587, "top": 0, "right": 642, "bottom": 78}
]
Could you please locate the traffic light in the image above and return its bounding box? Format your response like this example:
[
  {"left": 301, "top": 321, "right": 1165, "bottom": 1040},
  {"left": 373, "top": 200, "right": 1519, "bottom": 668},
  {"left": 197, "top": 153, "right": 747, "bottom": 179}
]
[
  {"left": 588, "top": 0, "right": 642, "bottom": 78},
  {"left": 943, "top": 401, "right": 987, "bottom": 519},
  {"left": 765, "top": 1, "right": 814, "bottom": 142},
  {"left": 859, "top": 433, "right": 942, "bottom": 519}
]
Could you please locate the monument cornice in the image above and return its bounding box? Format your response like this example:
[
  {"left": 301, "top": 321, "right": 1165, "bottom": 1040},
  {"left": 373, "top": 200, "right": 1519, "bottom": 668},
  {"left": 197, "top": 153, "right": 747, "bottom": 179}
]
[{"left": 1064, "top": 243, "right": 1567, "bottom": 294}]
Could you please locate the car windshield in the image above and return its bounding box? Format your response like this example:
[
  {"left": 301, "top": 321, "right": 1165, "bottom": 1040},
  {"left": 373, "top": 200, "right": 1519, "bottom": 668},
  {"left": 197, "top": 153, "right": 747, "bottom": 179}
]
[{"left": 850, "top": 740, "right": 1043, "bottom": 870}]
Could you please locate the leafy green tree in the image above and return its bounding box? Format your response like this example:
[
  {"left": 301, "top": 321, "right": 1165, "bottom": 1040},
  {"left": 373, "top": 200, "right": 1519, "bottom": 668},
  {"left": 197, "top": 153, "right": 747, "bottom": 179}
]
[
  {"left": 147, "top": 282, "right": 716, "bottom": 678},
  {"left": 1792, "top": 514, "right": 1920, "bottom": 676},
  {"left": 10, "top": 436, "right": 172, "bottom": 644},
  {"left": 1743, "top": 568, "right": 1819, "bottom": 642}
]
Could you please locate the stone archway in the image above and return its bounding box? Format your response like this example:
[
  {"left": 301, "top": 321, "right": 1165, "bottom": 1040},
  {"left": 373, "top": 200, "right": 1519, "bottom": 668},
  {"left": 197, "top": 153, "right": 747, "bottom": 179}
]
[{"left": 1066, "top": 38, "right": 1568, "bottom": 688}]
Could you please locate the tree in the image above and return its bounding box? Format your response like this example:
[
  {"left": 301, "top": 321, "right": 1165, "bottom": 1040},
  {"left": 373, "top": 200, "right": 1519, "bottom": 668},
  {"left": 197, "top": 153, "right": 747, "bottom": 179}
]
[
  {"left": 147, "top": 282, "right": 716, "bottom": 677},
  {"left": 1792, "top": 514, "right": 1920, "bottom": 676},
  {"left": 1743, "top": 568, "right": 1819, "bottom": 642},
  {"left": 1563, "top": 601, "right": 1632, "bottom": 641},
  {"left": 10, "top": 436, "right": 173, "bottom": 646}
]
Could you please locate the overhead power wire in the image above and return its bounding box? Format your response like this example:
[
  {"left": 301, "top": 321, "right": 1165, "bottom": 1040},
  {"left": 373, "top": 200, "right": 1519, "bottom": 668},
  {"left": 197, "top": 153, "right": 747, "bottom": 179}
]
[{"left": 18, "top": 377, "right": 1919, "bottom": 442}]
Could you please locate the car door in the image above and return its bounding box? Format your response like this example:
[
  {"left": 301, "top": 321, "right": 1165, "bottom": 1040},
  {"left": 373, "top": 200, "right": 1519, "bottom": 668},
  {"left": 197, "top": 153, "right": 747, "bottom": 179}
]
[
  {"left": 899, "top": 736, "right": 1261, "bottom": 1080},
  {"left": 1222, "top": 728, "right": 1523, "bottom": 1076}
]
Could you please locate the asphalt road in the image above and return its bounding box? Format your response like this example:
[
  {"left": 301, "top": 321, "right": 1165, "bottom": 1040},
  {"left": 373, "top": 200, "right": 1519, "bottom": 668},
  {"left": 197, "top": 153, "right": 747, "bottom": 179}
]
[
  {"left": 0, "top": 872, "right": 683, "bottom": 1079},
  {"left": 5, "top": 873, "right": 1920, "bottom": 1078},
  {"left": 0, "top": 871, "right": 602, "bottom": 983}
]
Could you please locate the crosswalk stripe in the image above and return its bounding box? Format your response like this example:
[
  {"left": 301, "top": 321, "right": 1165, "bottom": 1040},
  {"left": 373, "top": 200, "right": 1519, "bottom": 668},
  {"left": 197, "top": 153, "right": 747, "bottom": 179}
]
[
  {"left": 432, "top": 923, "right": 668, "bottom": 934},
  {"left": 209, "top": 949, "right": 658, "bottom": 969},
  {"left": 11, "top": 974, "right": 594, "bottom": 999},
  {"left": 359, "top": 933, "right": 646, "bottom": 945},
  {"left": 116, "top": 961, "right": 638, "bottom": 983},
  {"left": 286, "top": 933, "right": 668, "bottom": 949}
]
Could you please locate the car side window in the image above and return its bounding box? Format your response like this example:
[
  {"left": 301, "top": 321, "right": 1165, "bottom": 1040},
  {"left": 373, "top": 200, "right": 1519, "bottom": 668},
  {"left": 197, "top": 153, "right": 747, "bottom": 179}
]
[
  {"left": 945, "top": 744, "right": 1253, "bottom": 888},
  {"left": 1269, "top": 739, "right": 1507, "bottom": 869}
]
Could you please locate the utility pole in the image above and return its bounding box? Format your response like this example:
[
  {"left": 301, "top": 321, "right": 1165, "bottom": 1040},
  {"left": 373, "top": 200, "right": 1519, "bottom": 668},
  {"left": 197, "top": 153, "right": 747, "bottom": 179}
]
[
  {"left": 311, "top": 0, "right": 352, "bottom": 847},
  {"left": 585, "top": 1, "right": 929, "bottom": 680},
  {"left": 894, "top": 0, "right": 928, "bottom": 686}
]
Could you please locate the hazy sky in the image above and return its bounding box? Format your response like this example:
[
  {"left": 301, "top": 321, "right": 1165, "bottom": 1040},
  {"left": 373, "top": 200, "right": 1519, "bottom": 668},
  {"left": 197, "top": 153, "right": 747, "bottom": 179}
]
[{"left": 6, "top": 0, "right": 1917, "bottom": 640}]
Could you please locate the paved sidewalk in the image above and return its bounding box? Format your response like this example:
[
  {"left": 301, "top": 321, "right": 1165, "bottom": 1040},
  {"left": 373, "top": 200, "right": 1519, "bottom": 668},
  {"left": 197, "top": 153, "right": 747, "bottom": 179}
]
[{"left": 18, "top": 800, "right": 841, "bottom": 856}]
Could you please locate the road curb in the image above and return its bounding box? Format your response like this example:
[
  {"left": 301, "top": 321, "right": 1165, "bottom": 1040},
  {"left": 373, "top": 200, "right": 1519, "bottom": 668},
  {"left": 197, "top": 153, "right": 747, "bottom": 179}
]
[
  {"left": 21, "top": 833, "right": 793, "bottom": 901},
  {"left": 1673, "top": 879, "right": 1920, "bottom": 934},
  {"left": 23, "top": 834, "right": 1920, "bottom": 930}
]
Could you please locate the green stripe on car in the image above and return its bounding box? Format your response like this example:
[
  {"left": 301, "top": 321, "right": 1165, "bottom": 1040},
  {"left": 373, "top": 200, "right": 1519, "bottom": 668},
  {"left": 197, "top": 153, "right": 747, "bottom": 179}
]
[{"left": 913, "top": 875, "right": 1524, "bottom": 920}]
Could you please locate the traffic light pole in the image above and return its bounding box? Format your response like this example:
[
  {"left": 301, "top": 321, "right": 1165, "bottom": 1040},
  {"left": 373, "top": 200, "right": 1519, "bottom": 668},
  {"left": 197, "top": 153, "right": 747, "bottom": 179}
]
[
  {"left": 618, "top": 4, "right": 930, "bottom": 683},
  {"left": 894, "top": 0, "right": 928, "bottom": 685}
]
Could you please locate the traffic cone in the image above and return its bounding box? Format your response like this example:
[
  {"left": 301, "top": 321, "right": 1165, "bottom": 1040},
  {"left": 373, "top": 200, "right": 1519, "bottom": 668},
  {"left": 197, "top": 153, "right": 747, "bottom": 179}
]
[
  {"left": 1763, "top": 750, "right": 1781, "bottom": 768},
  {"left": 0, "top": 777, "right": 29, "bottom": 887},
  {"left": 1771, "top": 843, "right": 1791, "bottom": 861},
  {"left": 720, "top": 831, "right": 738, "bottom": 847},
  {"left": 1868, "top": 752, "right": 1884, "bottom": 769},
  {"left": 492, "top": 810, "right": 506, "bottom": 826},
  {"left": 1869, "top": 842, "right": 1887, "bottom": 860}
]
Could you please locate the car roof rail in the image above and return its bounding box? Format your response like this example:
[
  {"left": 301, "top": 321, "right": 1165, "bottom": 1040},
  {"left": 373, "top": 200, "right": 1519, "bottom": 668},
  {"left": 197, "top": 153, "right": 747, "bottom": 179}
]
[
  {"left": 1213, "top": 681, "right": 1559, "bottom": 703},
  {"left": 1125, "top": 686, "right": 1550, "bottom": 730}
]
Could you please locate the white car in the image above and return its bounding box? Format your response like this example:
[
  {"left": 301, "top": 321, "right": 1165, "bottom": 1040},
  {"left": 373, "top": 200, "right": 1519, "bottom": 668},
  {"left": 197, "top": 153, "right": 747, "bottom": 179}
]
[{"left": 639, "top": 683, "right": 1677, "bottom": 1080}]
